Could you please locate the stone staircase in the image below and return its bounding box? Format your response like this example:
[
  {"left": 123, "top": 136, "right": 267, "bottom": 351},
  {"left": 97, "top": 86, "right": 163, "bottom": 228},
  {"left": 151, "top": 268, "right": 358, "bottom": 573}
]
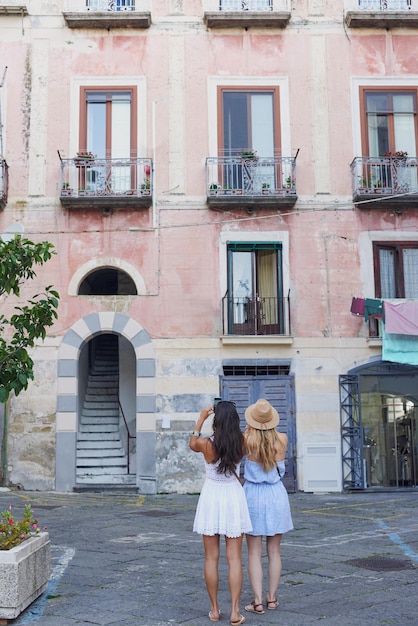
[{"left": 76, "top": 337, "right": 136, "bottom": 487}]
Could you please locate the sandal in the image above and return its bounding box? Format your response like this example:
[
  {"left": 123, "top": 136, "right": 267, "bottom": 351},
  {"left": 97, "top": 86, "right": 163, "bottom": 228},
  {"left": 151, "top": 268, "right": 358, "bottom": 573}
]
[
  {"left": 266, "top": 598, "right": 279, "bottom": 610},
  {"left": 245, "top": 601, "right": 265, "bottom": 614},
  {"left": 209, "top": 610, "right": 221, "bottom": 622},
  {"left": 230, "top": 616, "right": 246, "bottom": 626}
]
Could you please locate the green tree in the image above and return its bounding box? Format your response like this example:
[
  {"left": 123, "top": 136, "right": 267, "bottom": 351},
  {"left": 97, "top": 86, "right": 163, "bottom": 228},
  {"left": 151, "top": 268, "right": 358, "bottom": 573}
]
[{"left": 0, "top": 236, "right": 59, "bottom": 403}]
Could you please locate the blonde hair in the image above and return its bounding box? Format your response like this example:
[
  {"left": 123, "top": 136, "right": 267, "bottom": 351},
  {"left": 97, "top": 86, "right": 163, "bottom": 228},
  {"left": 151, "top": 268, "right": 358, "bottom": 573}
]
[{"left": 246, "top": 427, "right": 286, "bottom": 472}]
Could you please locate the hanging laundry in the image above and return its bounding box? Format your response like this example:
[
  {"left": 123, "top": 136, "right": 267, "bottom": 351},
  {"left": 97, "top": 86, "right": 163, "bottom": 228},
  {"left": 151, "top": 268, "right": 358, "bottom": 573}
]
[
  {"left": 382, "top": 326, "right": 418, "bottom": 366},
  {"left": 364, "top": 298, "right": 383, "bottom": 322},
  {"left": 384, "top": 300, "right": 418, "bottom": 336},
  {"left": 350, "top": 297, "right": 365, "bottom": 316}
]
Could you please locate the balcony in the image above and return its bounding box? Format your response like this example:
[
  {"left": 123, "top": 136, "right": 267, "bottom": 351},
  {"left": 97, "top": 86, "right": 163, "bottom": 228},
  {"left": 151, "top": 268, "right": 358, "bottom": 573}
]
[
  {"left": 0, "top": 4, "right": 28, "bottom": 15},
  {"left": 351, "top": 156, "right": 418, "bottom": 208},
  {"left": 203, "top": 0, "right": 291, "bottom": 29},
  {"left": 345, "top": 0, "right": 418, "bottom": 28},
  {"left": 222, "top": 295, "right": 291, "bottom": 336},
  {"left": 59, "top": 155, "right": 152, "bottom": 210},
  {"left": 206, "top": 155, "right": 297, "bottom": 209},
  {"left": 0, "top": 158, "right": 8, "bottom": 209},
  {"left": 63, "top": 0, "right": 151, "bottom": 29}
]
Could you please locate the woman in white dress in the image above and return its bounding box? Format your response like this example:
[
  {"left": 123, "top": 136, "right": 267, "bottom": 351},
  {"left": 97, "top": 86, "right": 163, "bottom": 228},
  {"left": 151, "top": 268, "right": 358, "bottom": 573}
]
[{"left": 190, "top": 401, "right": 252, "bottom": 626}]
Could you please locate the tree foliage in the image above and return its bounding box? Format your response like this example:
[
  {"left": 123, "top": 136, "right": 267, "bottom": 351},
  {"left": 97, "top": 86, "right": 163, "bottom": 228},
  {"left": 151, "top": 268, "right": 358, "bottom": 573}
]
[{"left": 0, "top": 237, "right": 59, "bottom": 403}]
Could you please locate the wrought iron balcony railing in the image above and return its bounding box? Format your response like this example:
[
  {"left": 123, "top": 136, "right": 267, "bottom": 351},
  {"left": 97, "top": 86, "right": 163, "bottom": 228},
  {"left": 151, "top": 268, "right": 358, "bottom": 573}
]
[
  {"left": 63, "top": 0, "right": 151, "bottom": 28},
  {"left": 207, "top": 155, "right": 297, "bottom": 208},
  {"left": 222, "top": 295, "right": 291, "bottom": 336},
  {"left": 0, "top": 158, "right": 9, "bottom": 210},
  {"left": 86, "top": 0, "right": 136, "bottom": 10},
  {"left": 59, "top": 156, "right": 152, "bottom": 209},
  {"left": 203, "top": 0, "right": 291, "bottom": 27},
  {"left": 204, "top": 0, "right": 289, "bottom": 10},
  {"left": 355, "top": 0, "right": 412, "bottom": 9},
  {"left": 351, "top": 156, "right": 418, "bottom": 206},
  {"left": 345, "top": 0, "right": 418, "bottom": 27}
]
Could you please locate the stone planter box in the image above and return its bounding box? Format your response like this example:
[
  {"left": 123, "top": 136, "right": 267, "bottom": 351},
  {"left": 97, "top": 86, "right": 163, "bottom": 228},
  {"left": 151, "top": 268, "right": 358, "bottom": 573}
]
[{"left": 0, "top": 532, "right": 50, "bottom": 620}]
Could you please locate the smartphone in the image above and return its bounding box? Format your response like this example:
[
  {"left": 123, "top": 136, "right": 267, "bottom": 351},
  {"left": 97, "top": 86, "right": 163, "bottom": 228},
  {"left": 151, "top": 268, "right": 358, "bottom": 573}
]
[{"left": 213, "top": 397, "right": 222, "bottom": 408}]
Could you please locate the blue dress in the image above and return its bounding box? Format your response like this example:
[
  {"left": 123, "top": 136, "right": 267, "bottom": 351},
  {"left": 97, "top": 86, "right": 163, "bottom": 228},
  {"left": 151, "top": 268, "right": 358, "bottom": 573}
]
[{"left": 243, "top": 459, "right": 294, "bottom": 536}]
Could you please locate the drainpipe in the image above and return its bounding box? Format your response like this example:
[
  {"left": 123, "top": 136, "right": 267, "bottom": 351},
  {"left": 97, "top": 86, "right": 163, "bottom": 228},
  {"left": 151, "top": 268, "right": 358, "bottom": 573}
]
[
  {"left": 0, "top": 402, "right": 7, "bottom": 486},
  {"left": 152, "top": 98, "right": 161, "bottom": 229}
]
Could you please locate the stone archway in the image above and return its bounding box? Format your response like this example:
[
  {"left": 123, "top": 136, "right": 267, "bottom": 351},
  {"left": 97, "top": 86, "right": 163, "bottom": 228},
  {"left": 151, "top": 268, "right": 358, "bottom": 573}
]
[{"left": 56, "top": 312, "right": 156, "bottom": 493}]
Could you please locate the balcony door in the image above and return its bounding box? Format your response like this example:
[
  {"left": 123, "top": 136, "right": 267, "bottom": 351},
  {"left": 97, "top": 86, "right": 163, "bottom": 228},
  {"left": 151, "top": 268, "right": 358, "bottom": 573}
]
[
  {"left": 362, "top": 89, "right": 418, "bottom": 191},
  {"left": 80, "top": 88, "right": 137, "bottom": 193},
  {"left": 227, "top": 243, "right": 284, "bottom": 335},
  {"left": 220, "top": 88, "right": 279, "bottom": 192}
]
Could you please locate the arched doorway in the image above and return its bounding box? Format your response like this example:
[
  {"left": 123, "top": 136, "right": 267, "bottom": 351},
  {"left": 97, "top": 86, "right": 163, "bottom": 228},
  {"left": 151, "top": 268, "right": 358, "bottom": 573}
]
[
  {"left": 56, "top": 313, "right": 156, "bottom": 493},
  {"left": 341, "top": 360, "right": 418, "bottom": 489}
]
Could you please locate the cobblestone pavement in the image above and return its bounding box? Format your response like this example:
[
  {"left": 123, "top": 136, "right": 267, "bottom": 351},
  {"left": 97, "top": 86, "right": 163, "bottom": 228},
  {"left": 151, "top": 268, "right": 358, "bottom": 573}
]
[{"left": 0, "top": 489, "right": 417, "bottom": 626}]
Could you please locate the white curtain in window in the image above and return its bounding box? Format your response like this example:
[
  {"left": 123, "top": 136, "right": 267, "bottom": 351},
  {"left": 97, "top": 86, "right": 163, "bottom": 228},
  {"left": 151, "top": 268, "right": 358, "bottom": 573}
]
[
  {"left": 393, "top": 95, "right": 416, "bottom": 157},
  {"left": 403, "top": 249, "right": 418, "bottom": 298},
  {"left": 258, "top": 250, "right": 277, "bottom": 324},
  {"left": 379, "top": 249, "right": 396, "bottom": 298},
  {"left": 111, "top": 99, "right": 131, "bottom": 192}
]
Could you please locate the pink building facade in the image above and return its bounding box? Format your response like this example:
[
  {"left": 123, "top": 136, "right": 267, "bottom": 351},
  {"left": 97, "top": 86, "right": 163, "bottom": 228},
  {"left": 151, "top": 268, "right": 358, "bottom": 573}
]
[{"left": 1, "top": 0, "right": 418, "bottom": 493}]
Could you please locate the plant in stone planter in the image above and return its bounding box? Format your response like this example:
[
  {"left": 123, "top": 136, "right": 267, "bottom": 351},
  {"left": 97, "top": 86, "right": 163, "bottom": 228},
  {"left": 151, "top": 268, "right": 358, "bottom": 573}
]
[
  {"left": 0, "top": 505, "right": 50, "bottom": 621},
  {"left": 0, "top": 505, "right": 42, "bottom": 550}
]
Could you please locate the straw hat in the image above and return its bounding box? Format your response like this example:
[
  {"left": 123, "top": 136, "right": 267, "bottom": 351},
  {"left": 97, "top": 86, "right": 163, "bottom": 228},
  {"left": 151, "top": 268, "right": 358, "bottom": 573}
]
[{"left": 245, "top": 399, "right": 279, "bottom": 430}]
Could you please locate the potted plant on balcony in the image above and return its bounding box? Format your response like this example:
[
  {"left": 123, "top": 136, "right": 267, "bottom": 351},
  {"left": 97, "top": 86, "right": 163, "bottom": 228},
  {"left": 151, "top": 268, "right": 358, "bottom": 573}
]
[
  {"left": 0, "top": 504, "right": 50, "bottom": 621},
  {"left": 74, "top": 151, "right": 95, "bottom": 167},
  {"left": 140, "top": 178, "right": 151, "bottom": 196},
  {"left": 239, "top": 149, "right": 258, "bottom": 161},
  {"left": 262, "top": 182, "right": 270, "bottom": 195},
  {"left": 282, "top": 175, "right": 295, "bottom": 195},
  {"left": 385, "top": 150, "right": 408, "bottom": 162},
  {"left": 61, "top": 182, "right": 73, "bottom": 197},
  {"left": 209, "top": 182, "right": 220, "bottom": 195}
]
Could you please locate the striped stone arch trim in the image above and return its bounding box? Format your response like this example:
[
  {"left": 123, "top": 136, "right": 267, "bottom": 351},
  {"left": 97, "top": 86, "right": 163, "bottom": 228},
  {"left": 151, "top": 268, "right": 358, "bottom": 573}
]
[{"left": 56, "top": 312, "right": 156, "bottom": 493}]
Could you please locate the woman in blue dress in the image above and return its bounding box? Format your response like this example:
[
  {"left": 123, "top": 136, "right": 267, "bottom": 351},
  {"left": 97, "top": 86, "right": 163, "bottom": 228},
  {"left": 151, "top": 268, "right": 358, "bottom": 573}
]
[{"left": 243, "top": 399, "right": 293, "bottom": 615}]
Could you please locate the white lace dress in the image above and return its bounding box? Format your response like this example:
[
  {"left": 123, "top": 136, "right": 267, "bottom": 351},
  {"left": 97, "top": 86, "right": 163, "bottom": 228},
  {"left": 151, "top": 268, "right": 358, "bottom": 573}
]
[{"left": 193, "top": 458, "right": 252, "bottom": 538}]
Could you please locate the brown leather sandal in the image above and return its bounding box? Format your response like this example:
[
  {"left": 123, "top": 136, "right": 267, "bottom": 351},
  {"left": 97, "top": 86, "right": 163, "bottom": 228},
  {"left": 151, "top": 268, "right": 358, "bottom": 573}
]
[
  {"left": 245, "top": 601, "right": 265, "bottom": 614},
  {"left": 266, "top": 598, "right": 279, "bottom": 610}
]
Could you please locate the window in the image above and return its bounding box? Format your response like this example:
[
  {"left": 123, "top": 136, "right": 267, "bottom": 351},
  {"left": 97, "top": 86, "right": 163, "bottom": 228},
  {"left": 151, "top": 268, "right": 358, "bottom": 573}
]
[
  {"left": 361, "top": 89, "right": 417, "bottom": 158},
  {"left": 80, "top": 88, "right": 136, "bottom": 158},
  {"left": 79, "top": 87, "right": 137, "bottom": 193},
  {"left": 226, "top": 243, "right": 285, "bottom": 335},
  {"left": 373, "top": 242, "right": 418, "bottom": 298},
  {"left": 78, "top": 268, "right": 137, "bottom": 295},
  {"left": 220, "top": 88, "right": 279, "bottom": 157},
  {"left": 218, "top": 87, "right": 280, "bottom": 192}
]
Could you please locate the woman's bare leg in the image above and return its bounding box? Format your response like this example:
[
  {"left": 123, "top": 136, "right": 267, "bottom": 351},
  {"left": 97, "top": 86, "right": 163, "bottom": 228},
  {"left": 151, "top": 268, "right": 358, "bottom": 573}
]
[
  {"left": 246, "top": 534, "right": 263, "bottom": 606},
  {"left": 225, "top": 535, "right": 244, "bottom": 623},
  {"left": 266, "top": 534, "right": 282, "bottom": 606},
  {"left": 203, "top": 534, "right": 221, "bottom": 619}
]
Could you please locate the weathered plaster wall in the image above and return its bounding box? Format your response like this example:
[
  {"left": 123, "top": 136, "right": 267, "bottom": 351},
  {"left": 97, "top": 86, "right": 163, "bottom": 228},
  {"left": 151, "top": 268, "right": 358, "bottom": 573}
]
[{"left": 1, "top": 1, "right": 415, "bottom": 491}]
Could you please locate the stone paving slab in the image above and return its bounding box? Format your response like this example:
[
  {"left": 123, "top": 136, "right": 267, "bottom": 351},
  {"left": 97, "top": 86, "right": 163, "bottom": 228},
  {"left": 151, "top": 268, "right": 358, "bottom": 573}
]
[{"left": 0, "top": 491, "right": 416, "bottom": 625}]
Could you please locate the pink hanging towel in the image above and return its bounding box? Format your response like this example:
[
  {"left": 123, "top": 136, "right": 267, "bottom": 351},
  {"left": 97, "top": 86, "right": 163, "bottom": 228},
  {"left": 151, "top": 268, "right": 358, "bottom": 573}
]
[
  {"left": 350, "top": 297, "right": 365, "bottom": 316},
  {"left": 384, "top": 301, "right": 418, "bottom": 336}
]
